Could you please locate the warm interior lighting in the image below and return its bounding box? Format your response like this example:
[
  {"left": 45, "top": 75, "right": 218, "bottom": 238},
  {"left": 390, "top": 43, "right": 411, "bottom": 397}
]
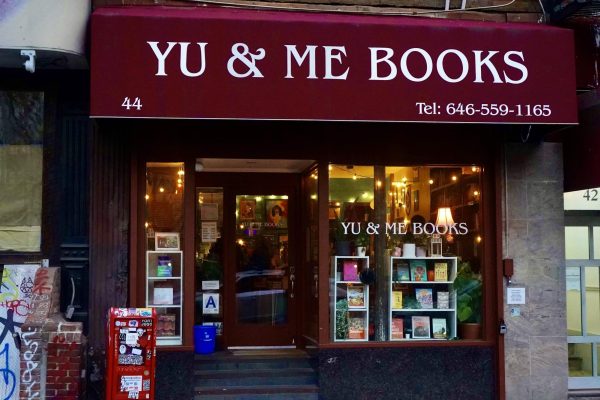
[
  {"left": 255, "top": 197, "right": 262, "bottom": 202},
  {"left": 282, "top": 195, "right": 288, "bottom": 199},
  {"left": 476, "top": 235, "right": 482, "bottom": 243},
  {"left": 353, "top": 174, "right": 357, "bottom": 180},
  {"left": 473, "top": 190, "right": 480, "bottom": 197},
  {"left": 144, "top": 222, "right": 149, "bottom": 228},
  {"left": 237, "top": 239, "right": 244, "bottom": 246},
  {"left": 310, "top": 194, "right": 317, "bottom": 200},
  {"left": 328, "top": 165, "right": 333, "bottom": 171},
  {"left": 159, "top": 187, "right": 165, "bottom": 193},
  {"left": 335, "top": 202, "right": 341, "bottom": 207},
  {"left": 451, "top": 175, "right": 457, "bottom": 181},
  {"left": 145, "top": 194, "right": 149, "bottom": 200},
  {"left": 376, "top": 180, "right": 382, "bottom": 188},
  {"left": 436, "top": 207, "right": 455, "bottom": 227},
  {"left": 428, "top": 179, "right": 434, "bottom": 184}
]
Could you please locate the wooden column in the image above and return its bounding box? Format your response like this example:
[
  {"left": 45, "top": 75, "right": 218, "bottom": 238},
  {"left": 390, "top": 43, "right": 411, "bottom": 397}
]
[
  {"left": 373, "top": 165, "right": 388, "bottom": 341},
  {"left": 89, "top": 123, "right": 130, "bottom": 350}
]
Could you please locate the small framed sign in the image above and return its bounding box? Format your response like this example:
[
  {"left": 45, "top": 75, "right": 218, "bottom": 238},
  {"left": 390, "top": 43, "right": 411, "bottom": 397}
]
[{"left": 155, "top": 232, "right": 180, "bottom": 250}]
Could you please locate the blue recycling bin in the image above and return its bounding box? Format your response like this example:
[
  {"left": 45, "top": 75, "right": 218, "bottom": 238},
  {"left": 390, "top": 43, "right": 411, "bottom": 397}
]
[{"left": 194, "top": 325, "right": 216, "bottom": 354}]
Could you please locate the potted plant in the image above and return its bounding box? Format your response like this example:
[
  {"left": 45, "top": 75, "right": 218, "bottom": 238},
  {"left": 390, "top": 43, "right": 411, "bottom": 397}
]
[
  {"left": 332, "top": 216, "right": 352, "bottom": 256},
  {"left": 354, "top": 229, "right": 369, "bottom": 256},
  {"left": 453, "top": 260, "right": 482, "bottom": 339}
]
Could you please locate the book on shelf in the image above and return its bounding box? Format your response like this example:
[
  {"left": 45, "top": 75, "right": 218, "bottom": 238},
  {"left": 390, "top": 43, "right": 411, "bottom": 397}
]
[
  {"left": 348, "top": 316, "right": 366, "bottom": 339},
  {"left": 391, "top": 290, "right": 403, "bottom": 309},
  {"left": 343, "top": 260, "right": 359, "bottom": 281},
  {"left": 391, "top": 318, "right": 404, "bottom": 340},
  {"left": 415, "top": 288, "right": 433, "bottom": 309},
  {"left": 395, "top": 261, "right": 410, "bottom": 281},
  {"left": 432, "top": 318, "right": 448, "bottom": 339},
  {"left": 411, "top": 316, "right": 431, "bottom": 339},
  {"left": 434, "top": 262, "right": 448, "bottom": 281},
  {"left": 409, "top": 260, "right": 427, "bottom": 281},
  {"left": 437, "top": 291, "right": 449, "bottom": 309},
  {"left": 347, "top": 285, "right": 365, "bottom": 309}
]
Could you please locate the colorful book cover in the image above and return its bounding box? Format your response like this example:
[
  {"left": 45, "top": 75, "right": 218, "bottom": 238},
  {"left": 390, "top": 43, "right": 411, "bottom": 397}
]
[
  {"left": 391, "top": 291, "right": 403, "bottom": 309},
  {"left": 343, "top": 261, "right": 359, "bottom": 281},
  {"left": 409, "top": 260, "right": 427, "bottom": 281},
  {"left": 432, "top": 318, "right": 448, "bottom": 339},
  {"left": 347, "top": 285, "right": 365, "bottom": 308},
  {"left": 348, "top": 316, "right": 365, "bottom": 339},
  {"left": 415, "top": 288, "right": 433, "bottom": 309},
  {"left": 411, "top": 316, "right": 431, "bottom": 339},
  {"left": 437, "top": 291, "right": 449, "bottom": 309},
  {"left": 396, "top": 261, "right": 410, "bottom": 281},
  {"left": 434, "top": 262, "right": 448, "bottom": 281},
  {"left": 391, "top": 318, "right": 404, "bottom": 340}
]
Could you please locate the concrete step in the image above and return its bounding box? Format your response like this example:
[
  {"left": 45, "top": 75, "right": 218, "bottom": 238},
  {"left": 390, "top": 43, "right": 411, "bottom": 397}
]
[
  {"left": 195, "top": 357, "right": 314, "bottom": 371},
  {"left": 195, "top": 384, "right": 319, "bottom": 400},
  {"left": 195, "top": 368, "right": 317, "bottom": 387}
]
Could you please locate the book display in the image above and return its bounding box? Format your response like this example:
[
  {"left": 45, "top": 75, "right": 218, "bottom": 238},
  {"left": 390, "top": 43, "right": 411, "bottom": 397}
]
[
  {"left": 147, "top": 251, "right": 183, "bottom": 345},
  {"left": 332, "top": 256, "right": 369, "bottom": 342},
  {"left": 389, "top": 256, "right": 457, "bottom": 341}
]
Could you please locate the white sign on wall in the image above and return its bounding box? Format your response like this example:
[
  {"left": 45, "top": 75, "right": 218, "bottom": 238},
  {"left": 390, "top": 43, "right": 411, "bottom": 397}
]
[
  {"left": 507, "top": 287, "right": 526, "bottom": 305},
  {"left": 564, "top": 187, "right": 600, "bottom": 211}
]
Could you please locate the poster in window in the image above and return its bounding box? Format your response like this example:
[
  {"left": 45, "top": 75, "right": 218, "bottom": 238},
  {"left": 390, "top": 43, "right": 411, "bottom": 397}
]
[
  {"left": 266, "top": 200, "right": 288, "bottom": 228},
  {"left": 239, "top": 198, "right": 256, "bottom": 221}
]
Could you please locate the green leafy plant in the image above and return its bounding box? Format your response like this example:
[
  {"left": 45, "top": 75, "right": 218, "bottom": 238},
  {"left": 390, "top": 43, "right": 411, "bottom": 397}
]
[
  {"left": 355, "top": 228, "right": 369, "bottom": 247},
  {"left": 402, "top": 296, "right": 421, "bottom": 309},
  {"left": 454, "top": 260, "right": 482, "bottom": 323},
  {"left": 335, "top": 299, "right": 349, "bottom": 339}
]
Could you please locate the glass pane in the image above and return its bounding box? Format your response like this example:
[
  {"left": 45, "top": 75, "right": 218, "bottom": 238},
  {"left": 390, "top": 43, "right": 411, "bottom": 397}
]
[
  {"left": 195, "top": 188, "right": 224, "bottom": 332},
  {"left": 565, "top": 227, "right": 589, "bottom": 259},
  {"left": 236, "top": 195, "right": 288, "bottom": 325},
  {"left": 594, "top": 227, "right": 600, "bottom": 260},
  {"left": 567, "top": 267, "right": 583, "bottom": 336},
  {"left": 328, "top": 164, "right": 483, "bottom": 342},
  {"left": 145, "top": 162, "right": 185, "bottom": 345},
  {"left": 585, "top": 267, "right": 600, "bottom": 336},
  {"left": 0, "top": 91, "right": 44, "bottom": 252},
  {"left": 569, "top": 343, "right": 593, "bottom": 377}
]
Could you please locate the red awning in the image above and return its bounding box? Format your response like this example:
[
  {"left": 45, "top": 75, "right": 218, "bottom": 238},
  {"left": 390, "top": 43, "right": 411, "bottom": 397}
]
[{"left": 91, "top": 6, "right": 577, "bottom": 124}]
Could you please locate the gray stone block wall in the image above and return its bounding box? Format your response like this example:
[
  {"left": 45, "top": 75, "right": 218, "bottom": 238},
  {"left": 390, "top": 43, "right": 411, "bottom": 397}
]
[{"left": 502, "top": 142, "right": 568, "bottom": 400}]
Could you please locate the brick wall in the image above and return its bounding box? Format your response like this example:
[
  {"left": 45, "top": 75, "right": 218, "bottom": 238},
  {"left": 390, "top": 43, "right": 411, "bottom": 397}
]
[{"left": 19, "top": 268, "right": 86, "bottom": 400}]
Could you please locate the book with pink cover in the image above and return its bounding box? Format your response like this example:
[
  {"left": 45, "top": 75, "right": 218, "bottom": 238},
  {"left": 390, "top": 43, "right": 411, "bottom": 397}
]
[{"left": 343, "top": 260, "right": 359, "bottom": 281}]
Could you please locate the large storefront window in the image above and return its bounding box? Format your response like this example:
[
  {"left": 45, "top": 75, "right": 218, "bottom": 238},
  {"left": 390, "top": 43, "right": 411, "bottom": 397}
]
[
  {"left": 0, "top": 91, "right": 43, "bottom": 252},
  {"left": 329, "top": 164, "right": 483, "bottom": 342},
  {"left": 565, "top": 188, "right": 600, "bottom": 389},
  {"left": 145, "top": 162, "right": 185, "bottom": 345}
]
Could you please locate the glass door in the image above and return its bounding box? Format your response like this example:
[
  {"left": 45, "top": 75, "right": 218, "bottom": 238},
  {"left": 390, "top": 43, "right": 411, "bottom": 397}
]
[{"left": 229, "top": 193, "right": 297, "bottom": 346}]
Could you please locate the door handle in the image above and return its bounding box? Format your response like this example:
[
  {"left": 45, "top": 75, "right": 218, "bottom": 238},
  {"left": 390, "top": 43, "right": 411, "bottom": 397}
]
[
  {"left": 314, "top": 274, "right": 318, "bottom": 298},
  {"left": 289, "top": 272, "right": 295, "bottom": 298}
]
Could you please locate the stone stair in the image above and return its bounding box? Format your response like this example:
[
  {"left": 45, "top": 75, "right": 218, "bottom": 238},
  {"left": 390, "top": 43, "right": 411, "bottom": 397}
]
[{"left": 194, "top": 349, "right": 319, "bottom": 400}]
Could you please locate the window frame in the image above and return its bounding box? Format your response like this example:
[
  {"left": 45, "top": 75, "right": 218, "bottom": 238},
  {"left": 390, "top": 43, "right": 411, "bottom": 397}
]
[{"left": 566, "top": 215, "right": 600, "bottom": 389}]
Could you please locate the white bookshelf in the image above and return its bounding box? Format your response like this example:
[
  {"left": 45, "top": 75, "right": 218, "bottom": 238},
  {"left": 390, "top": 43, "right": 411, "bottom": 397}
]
[
  {"left": 331, "top": 256, "right": 369, "bottom": 342},
  {"left": 146, "top": 250, "right": 183, "bottom": 346},
  {"left": 389, "top": 256, "right": 457, "bottom": 341}
]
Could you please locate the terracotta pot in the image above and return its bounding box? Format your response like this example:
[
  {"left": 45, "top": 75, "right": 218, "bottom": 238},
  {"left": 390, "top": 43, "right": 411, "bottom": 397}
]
[{"left": 458, "top": 322, "right": 482, "bottom": 340}]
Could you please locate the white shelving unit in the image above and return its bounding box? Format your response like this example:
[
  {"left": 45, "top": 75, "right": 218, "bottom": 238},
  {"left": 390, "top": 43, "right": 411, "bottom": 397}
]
[
  {"left": 332, "top": 256, "right": 369, "bottom": 342},
  {"left": 389, "top": 256, "right": 457, "bottom": 341},
  {"left": 146, "top": 250, "right": 183, "bottom": 346}
]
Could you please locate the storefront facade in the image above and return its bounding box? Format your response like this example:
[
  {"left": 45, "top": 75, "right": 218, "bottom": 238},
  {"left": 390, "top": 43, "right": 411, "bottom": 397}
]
[{"left": 89, "top": 5, "right": 578, "bottom": 399}]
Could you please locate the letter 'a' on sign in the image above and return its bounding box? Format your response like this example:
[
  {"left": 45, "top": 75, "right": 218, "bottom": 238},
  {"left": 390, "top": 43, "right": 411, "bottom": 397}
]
[{"left": 203, "top": 293, "right": 219, "bottom": 314}]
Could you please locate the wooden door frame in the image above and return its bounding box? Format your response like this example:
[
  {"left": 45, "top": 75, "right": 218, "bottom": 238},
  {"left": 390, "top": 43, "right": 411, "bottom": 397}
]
[{"left": 195, "top": 172, "right": 304, "bottom": 347}]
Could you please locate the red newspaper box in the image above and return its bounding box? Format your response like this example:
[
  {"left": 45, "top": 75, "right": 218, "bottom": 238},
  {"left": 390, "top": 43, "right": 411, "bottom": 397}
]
[{"left": 106, "top": 308, "right": 157, "bottom": 400}]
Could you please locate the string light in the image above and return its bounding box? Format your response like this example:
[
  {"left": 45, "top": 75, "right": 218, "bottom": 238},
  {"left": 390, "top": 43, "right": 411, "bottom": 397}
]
[
  {"left": 145, "top": 194, "right": 149, "bottom": 200},
  {"left": 451, "top": 175, "right": 457, "bottom": 181},
  {"left": 352, "top": 174, "right": 357, "bottom": 180},
  {"left": 159, "top": 187, "right": 165, "bottom": 193},
  {"left": 428, "top": 179, "right": 434, "bottom": 184}
]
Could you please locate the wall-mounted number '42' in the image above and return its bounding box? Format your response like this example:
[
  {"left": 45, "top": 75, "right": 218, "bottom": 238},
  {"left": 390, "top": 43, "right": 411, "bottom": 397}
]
[
  {"left": 122, "top": 97, "right": 142, "bottom": 110},
  {"left": 583, "top": 189, "right": 598, "bottom": 201}
]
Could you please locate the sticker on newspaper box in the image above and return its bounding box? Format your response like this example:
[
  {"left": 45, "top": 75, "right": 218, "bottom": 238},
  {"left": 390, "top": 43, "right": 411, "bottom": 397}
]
[{"left": 120, "top": 375, "right": 142, "bottom": 392}]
